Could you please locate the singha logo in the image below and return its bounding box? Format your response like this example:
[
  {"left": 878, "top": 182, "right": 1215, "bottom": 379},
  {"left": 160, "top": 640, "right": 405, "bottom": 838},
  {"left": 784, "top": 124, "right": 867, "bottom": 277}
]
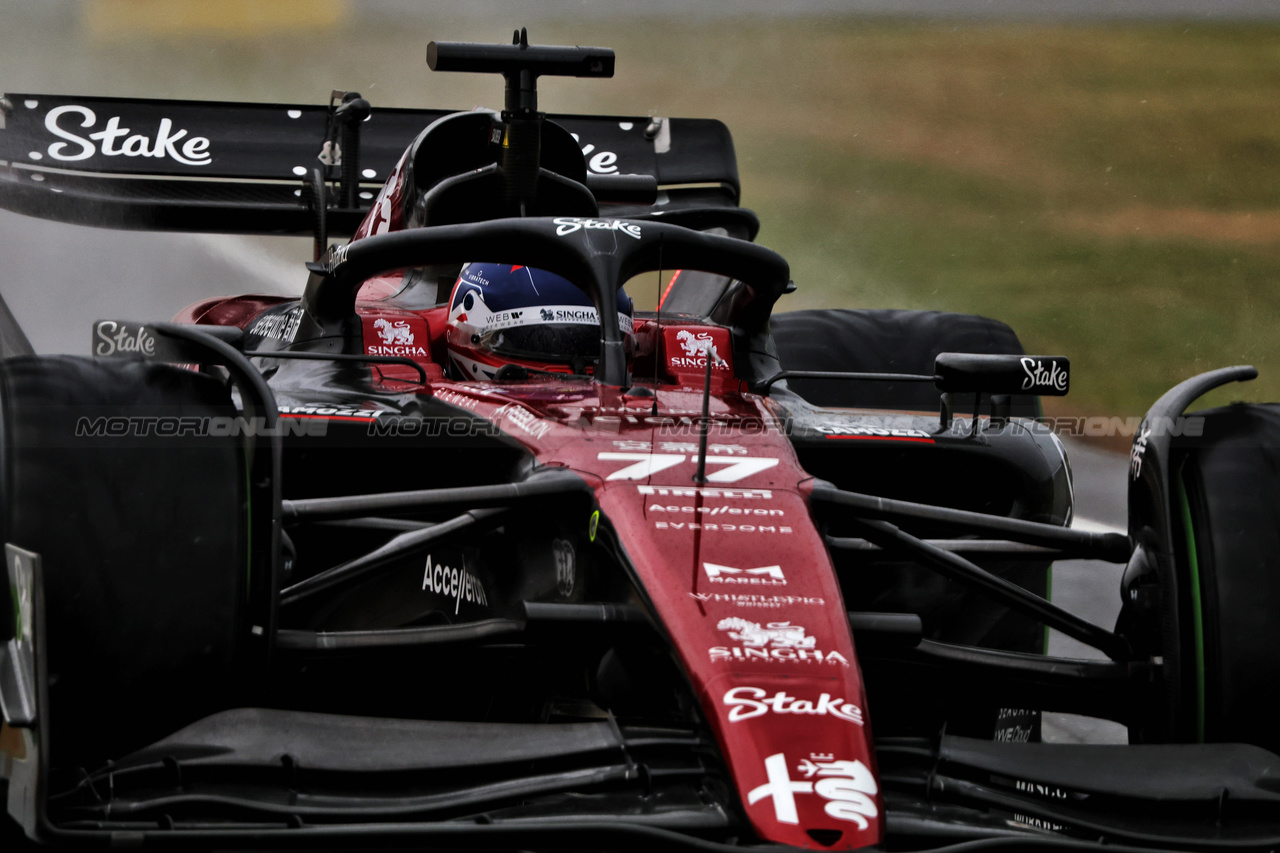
[
  {"left": 677, "top": 329, "right": 714, "bottom": 357},
  {"left": 374, "top": 318, "right": 414, "bottom": 345},
  {"left": 717, "top": 617, "right": 817, "bottom": 649},
  {"left": 541, "top": 308, "right": 555, "bottom": 322}
]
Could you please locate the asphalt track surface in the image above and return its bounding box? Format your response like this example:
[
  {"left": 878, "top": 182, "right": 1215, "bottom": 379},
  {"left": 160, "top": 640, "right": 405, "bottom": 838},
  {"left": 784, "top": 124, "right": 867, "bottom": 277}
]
[{"left": 0, "top": 208, "right": 1132, "bottom": 743}]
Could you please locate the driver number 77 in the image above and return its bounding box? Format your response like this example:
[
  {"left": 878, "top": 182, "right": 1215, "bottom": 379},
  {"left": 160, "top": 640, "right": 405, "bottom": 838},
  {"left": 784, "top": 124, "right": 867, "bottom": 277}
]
[{"left": 597, "top": 452, "right": 779, "bottom": 483}]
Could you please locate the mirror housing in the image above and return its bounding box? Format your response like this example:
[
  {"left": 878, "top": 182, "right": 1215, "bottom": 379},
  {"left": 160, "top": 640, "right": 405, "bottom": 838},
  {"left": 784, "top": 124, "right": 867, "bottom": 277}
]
[{"left": 935, "top": 353, "right": 1070, "bottom": 397}]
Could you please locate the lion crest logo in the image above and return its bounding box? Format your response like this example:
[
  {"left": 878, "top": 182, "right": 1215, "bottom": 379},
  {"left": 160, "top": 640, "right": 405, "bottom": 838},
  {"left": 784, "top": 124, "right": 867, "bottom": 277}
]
[
  {"left": 676, "top": 329, "right": 713, "bottom": 358},
  {"left": 373, "top": 318, "right": 414, "bottom": 345},
  {"left": 716, "top": 617, "right": 817, "bottom": 649}
]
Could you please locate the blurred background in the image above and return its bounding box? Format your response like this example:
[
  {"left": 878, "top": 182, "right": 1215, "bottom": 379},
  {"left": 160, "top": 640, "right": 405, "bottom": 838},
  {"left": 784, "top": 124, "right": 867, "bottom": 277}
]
[{"left": 3, "top": 0, "right": 1280, "bottom": 421}]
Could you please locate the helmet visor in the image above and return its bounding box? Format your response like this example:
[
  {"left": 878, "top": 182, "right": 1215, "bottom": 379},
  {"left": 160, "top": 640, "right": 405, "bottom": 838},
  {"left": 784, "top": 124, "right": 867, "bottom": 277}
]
[{"left": 477, "top": 323, "right": 602, "bottom": 364}]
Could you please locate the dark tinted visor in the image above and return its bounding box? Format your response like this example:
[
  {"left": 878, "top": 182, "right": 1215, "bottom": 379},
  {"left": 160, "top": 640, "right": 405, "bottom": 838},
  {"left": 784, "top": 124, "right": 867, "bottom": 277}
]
[{"left": 479, "top": 324, "right": 601, "bottom": 364}]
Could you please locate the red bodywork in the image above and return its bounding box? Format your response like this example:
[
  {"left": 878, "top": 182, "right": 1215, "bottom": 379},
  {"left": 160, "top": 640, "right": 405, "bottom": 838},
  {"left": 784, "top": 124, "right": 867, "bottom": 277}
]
[
  {"left": 445, "top": 380, "right": 882, "bottom": 848},
  {"left": 177, "top": 151, "right": 881, "bottom": 848},
  {"left": 189, "top": 289, "right": 884, "bottom": 847}
]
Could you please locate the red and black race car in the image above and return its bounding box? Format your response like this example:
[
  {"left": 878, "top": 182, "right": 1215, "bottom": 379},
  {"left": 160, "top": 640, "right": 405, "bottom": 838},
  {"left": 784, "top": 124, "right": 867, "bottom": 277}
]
[{"left": 2, "top": 33, "right": 1280, "bottom": 853}]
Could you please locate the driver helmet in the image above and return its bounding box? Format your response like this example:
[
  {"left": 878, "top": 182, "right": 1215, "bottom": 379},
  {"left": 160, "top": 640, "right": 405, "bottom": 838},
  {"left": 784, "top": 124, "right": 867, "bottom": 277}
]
[{"left": 446, "top": 262, "right": 633, "bottom": 379}]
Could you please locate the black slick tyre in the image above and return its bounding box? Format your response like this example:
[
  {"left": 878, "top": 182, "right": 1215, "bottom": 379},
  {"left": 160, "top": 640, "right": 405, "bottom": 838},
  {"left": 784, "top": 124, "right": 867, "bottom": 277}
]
[
  {"left": 772, "top": 308, "right": 1048, "bottom": 740},
  {"left": 770, "top": 308, "right": 1039, "bottom": 416},
  {"left": 1, "top": 356, "right": 251, "bottom": 767},
  {"left": 1168, "top": 402, "right": 1280, "bottom": 752}
]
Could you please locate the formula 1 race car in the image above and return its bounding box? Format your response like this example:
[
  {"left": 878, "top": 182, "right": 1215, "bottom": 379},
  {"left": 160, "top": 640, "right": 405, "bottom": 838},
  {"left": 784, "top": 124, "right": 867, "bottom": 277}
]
[{"left": 3, "top": 33, "right": 1280, "bottom": 852}]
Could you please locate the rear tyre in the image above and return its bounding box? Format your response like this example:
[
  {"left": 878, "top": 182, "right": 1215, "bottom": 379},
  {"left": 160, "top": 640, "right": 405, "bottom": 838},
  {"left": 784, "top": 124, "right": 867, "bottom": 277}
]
[
  {"left": 770, "top": 308, "right": 1039, "bottom": 416},
  {"left": 771, "top": 309, "right": 1047, "bottom": 740},
  {"left": 1, "top": 356, "right": 251, "bottom": 767},
  {"left": 1166, "top": 402, "right": 1280, "bottom": 752}
]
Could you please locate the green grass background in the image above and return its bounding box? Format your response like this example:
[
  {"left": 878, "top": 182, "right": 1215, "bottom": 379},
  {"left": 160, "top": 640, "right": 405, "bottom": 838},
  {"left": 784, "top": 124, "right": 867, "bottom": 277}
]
[{"left": 3, "top": 6, "right": 1279, "bottom": 416}]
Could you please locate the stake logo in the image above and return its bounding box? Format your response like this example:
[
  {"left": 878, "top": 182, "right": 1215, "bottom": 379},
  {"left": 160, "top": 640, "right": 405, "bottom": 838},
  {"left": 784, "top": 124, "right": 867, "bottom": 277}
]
[
  {"left": 1130, "top": 420, "right": 1152, "bottom": 481},
  {"left": 747, "top": 753, "right": 878, "bottom": 830},
  {"left": 569, "top": 132, "right": 622, "bottom": 175},
  {"left": 723, "top": 686, "right": 863, "bottom": 725},
  {"left": 93, "top": 321, "right": 155, "bottom": 357},
  {"left": 42, "top": 104, "right": 212, "bottom": 166},
  {"left": 552, "top": 217, "right": 642, "bottom": 239},
  {"left": 1020, "top": 357, "right": 1069, "bottom": 392}
]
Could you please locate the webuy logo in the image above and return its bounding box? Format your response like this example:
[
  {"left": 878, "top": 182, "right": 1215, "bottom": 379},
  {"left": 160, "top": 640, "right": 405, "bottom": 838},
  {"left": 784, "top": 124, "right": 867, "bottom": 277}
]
[
  {"left": 748, "top": 753, "right": 878, "bottom": 831},
  {"left": 722, "top": 686, "right": 863, "bottom": 725},
  {"left": 40, "top": 104, "right": 212, "bottom": 166}
]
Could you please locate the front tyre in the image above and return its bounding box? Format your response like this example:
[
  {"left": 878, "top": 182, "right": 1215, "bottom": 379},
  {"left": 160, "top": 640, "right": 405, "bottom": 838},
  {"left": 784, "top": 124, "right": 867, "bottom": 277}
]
[
  {"left": 1161, "top": 402, "right": 1280, "bottom": 752},
  {"left": 1, "top": 356, "right": 253, "bottom": 768}
]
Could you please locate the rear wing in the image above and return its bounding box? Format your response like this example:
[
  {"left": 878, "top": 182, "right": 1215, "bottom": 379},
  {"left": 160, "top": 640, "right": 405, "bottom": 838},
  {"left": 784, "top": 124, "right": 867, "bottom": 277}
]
[{"left": 0, "top": 93, "right": 740, "bottom": 236}]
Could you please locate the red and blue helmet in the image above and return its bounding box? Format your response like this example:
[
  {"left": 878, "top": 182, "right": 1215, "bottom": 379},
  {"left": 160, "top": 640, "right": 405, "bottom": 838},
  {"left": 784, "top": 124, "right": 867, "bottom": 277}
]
[{"left": 446, "top": 263, "right": 634, "bottom": 379}]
